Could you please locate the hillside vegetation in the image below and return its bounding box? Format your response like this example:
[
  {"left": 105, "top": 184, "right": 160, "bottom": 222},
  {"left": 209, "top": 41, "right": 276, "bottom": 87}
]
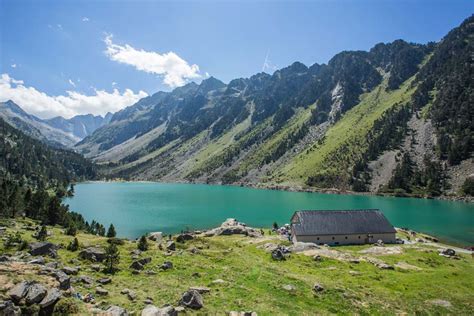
[{"left": 0, "top": 218, "right": 473, "bottom": 315}]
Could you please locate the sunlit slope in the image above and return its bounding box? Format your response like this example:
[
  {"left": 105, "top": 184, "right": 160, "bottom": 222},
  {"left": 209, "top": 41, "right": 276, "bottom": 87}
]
[{"left": 274, "top": 77, "right": 416, "bottom": 188}]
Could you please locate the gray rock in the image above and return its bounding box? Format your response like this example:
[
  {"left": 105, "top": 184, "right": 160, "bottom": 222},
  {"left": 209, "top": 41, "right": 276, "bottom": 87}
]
[
  {"left": 312, "top": 283, "right": 324, "bottom": 293},
  {"left": 441, "top": 248, "right": 456, "bottom": 257},
  {"left": 376, "top": 263, "right": 394, "bottom": 270},
  {"left": 160, "top": 261, "right": 173, "bottom": 270},
  {"left": 143, "top": 298, "right": 154, "bottom": 305},
  {"left": 39, "top": 288, "right": 61, "bottom": 308},
  {"left": 179, "top": 290, "right": 203, "bottom": 309},
  {"left": 120, "top": 288, "right": 130, "bottom": 294},
  {"left": 28, "top": 242, "right": 57, "bottom": 257},
  {"left": 79, "top": 247, "right": 106, "bottom": 262},
  {"left": 52, "top": 270, "right": 71, "bottom": 290},
  {"left": 28, "top": 256, "right": 45, "bottom": 265},
  {"left": 77, "top": 275, "right": 94, "bottom": 285},
  {"left": 127, "top": 290, "right": 137, "bottom": 301},
  {"left": 271, "top": 248, "right": 286, "bottom": 261},
  {"left": 282, "top": 284, "right": 296, "bottom": 292},
  {"left": 176, "top": 233, "right": 194, "bottom": 243},
  {"left": 130, "top": 249, "right": 142, "bottom": 256},
  {"left": 106, "top": 305, "right": 128, "bottom": 316},
  {"left": 95, "top": 287, "right": 108, "bottom": 296},
  {"left": 313, "top": 255, "right": 323, "bottom": 262},
  {"left": 130, "top": 257, "right": 152, "bottom": 270},
  {"left": 289, "top": 242, "right": 319, "bottom": 252},
  {"left": 148, "top": 232, "right": 163, "bottom": 242},
  {"left": 166, "top": 241, "right": 176, "bottom": 251},
  {"left": 91, "top": 264, "right": 101, "bottom": 271},
  {"left": 141, "top": 305, "right": 177, "bottom": 316},
  {"left": 0, "top": 255, "right": 11, "bottom": 262},
  {"left": 25, "top": 283, "right": 47, "bottom": 305},
  {"left": 45, "top": 262, "right": 59, "bottom": 269},
  {"left": 62, "top": 266, "right": 79, "bottom": 275},
  {"left": 97, "top": 277, "right": 112, "bottom": 285},
  {"left": 0, "top": 300, "right": 21, "bottom": 316},
  {"left": 8, "top": 281, "right": 32, "bottom": 302}
]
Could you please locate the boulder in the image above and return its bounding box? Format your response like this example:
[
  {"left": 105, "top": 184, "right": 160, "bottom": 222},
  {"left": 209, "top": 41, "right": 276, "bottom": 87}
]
[
  {"left": 0, "top": 255, "right": 11, "bottom": 262},
  {"left": 45, "top": 262, "right": 59, "bottom": 269},
  {"left": 76, "top": 275, "right": 94, "bottom": 285},
  {"left": 121, "top": 288, "right": 130, "bottom": 294},
  {"left": 28, "top": 256, "right": 45, "bottom": 265},
  {"left": 8, "top": 281, "right": 32, "bottom": 302},
  {"left": 142, "top": 305, "right": 177, "bottom": 316},
  {"left": 176, "top": 234, "right": 194, "bottom": 243},
  {"left": 271, "top": 248, "right": 286, "bottom": 261},
  {"left": 95, "top": 287, "right": 108, "bottom": 296},
  {"left": 28, "top": 242, "right": 57, "bottom": 257},
  {"left": 127, "top": 291, "right": 137, "bottom": 301},
  {"left": 91, "top": 264, "right": 101, "bottom": 271},
  {"left": 166, "top": 241, "right": 176, "bottom": 251},
  {"left": 130, "top": 258, "right": 152, "bottom": 271},
  {"left": 313, "top": 255, "right": 323, "bottom": 262},
  {"left": 79, "top": 247, "right": 106, "bottom": 262},
  {"left": 97, "top": 277, "right": 112, "bottom": 285},
  {"left": 25, "top": 283, "right": 47, "bottom": 305},
  {"left": 440, "top": 248, "right": 456, "bottom": 257},
  {"left": 312, "top": 283, "right": 324, "bottom": 293},
  {"left": 39, "top": 288, "right": 61, "bottom": 308},
  {"left": 160, "top": 261, "right": 173, "bottom": 270},
  {"left": 62, "top": 266, "right": 79, "bottom": 275},
  {"left": 52, "top": 270, "right": 71, "bottom": 290},
  {"left": 106, "top": 305, "right": 128, "bottom": 316},
  {"left": 282, "top": 284, "right": 296, "bottom": 292},
  {"left": 0, "top": 300, "right": 21, "bottom": 316},
  {"left": 179, "top": 290, "right": 203, "bottom": 309},
  {"left": 148, "top": 232, "right": 163, "bottom": 242}
]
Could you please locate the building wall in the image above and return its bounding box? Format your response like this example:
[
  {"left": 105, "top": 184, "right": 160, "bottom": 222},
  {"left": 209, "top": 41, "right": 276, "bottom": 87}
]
[{"left": 292, "top": 232, "right": 396, "bottom": 245}]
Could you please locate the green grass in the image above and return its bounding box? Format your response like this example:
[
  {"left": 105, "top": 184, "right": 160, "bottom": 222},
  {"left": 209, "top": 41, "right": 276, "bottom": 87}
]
[
  {"left": 1, "top": 218, "right": 473, "bottom": 315},
  {"left": 274, "top": 77, "right": 416, "bottom": 188}
]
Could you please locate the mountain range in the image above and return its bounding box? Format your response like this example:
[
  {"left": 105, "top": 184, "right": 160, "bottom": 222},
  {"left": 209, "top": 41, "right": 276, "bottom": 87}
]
[
  {"left": 0, "top": 100, "right": 112, "bottom": 148},
  {"left": 4, "top": 15, "right": 473, "bottom": 198}
]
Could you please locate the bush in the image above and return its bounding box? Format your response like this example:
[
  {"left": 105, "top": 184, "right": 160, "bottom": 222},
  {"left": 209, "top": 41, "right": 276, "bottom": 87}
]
[
  {"left": 54, "top": 298, "right": 80, "bottom": 314},
  {"left": 138, "top": 235, "right": 148, "bottom": 251},
  {"left": 107, "top": 238, "right": 125, "bottom": 245},
  {"left": 4, "top": 232, "right": 22, "bottom": 249},
  {"left": 461, "top": 177, "right": 474, "bottom": 196},
  {"left": 36, "top": 225, "right": 48, "bottom": 241},
  {"left": 65, "top": 225, "right": 77, "bottom": 236},
  {"left": 18, "top": 240, "right": 29, "bottom": 251},
  {"left": 67, "top": 238, "right": 79, "bottom": 252}
]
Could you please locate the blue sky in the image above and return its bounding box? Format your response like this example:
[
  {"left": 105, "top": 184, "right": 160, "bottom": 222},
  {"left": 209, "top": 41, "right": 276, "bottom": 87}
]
[{"left": 1, "top": 0, "right": 472, "bottom": 118}]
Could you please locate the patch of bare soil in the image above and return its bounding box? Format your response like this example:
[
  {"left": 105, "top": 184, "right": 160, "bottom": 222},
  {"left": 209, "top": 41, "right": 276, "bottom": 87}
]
[{"left": 359, "top": 246, "right": 403, "bottom": 255}]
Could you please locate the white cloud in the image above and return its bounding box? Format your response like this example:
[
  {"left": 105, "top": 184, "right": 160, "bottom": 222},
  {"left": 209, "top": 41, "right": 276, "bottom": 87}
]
[
  {"left": 11, "top": 64, "right": 17, "bottom": 68},
  {"left": 82, "top": 17, "right": 89, "bottom": 22},
  {"left": 68, "top": 79, "right": 76, "bottom": 87},
  {"left": 112, "top": 81, "right": 117, "bottom": 86},
  {"left": 104, "top": 34, "right": 201, "bottom": 88},
  {"left": 0, "top": 73, "right": 147, "bottom": 119}
]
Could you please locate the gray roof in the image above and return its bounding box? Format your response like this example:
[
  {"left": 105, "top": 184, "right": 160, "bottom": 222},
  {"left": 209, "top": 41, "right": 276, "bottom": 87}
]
[{"left": 291, "top": 209, "right": 396, "bottom": 236}]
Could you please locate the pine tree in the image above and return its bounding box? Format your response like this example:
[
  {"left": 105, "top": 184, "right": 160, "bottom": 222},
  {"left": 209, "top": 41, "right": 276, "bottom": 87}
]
[
  {"left": 104, "top": 243, "right": 120, "bottom": 274},
  {"left": 36, "top": 225, "right": 48, "bottom": 241},
  {"left": 67, "top": 237, "right": 79, "bottom": 251},
  {"left": 138, "top": 235, "right": 148, "bottom": 251},
  {"left": 106, "top": 224, "right": 117, "bottom": 238}
]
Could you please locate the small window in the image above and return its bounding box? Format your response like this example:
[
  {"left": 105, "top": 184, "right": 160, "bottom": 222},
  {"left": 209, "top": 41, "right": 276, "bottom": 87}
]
[
  {"left": 358, "top": 236, "right": 361, "bottom": 239},
  {"left": 317, "top": 237, "right": 320, "bottom": 240},
  {"left": 345, "top": 236, "right": 348, "bottom": 240},
  {"left": 332, "top": 237, "right": 335, "bottom": 240}
]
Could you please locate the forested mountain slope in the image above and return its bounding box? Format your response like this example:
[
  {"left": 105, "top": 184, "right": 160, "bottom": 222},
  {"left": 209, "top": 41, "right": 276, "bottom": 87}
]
[{"left": 78, "top": 15, "right": 473, "bottom": 198}]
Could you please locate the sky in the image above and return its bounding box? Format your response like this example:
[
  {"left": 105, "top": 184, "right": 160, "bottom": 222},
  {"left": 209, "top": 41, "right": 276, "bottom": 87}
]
[{"left": 1, "top": 0, "right": 472, "bottom": 119}]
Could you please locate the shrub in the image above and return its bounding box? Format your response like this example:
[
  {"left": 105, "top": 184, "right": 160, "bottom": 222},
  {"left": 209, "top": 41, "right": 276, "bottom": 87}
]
[
  {"left": 138, "top": 235, "right": 148, "bottom": 251},
  {"left": 67, "top": 238, "right": 79, "bottom": 251},
  {"left": 54, "top": 298, "right": 80, "bottom": 314},
  {"left": 106, "top": 224, "right": 116, "bottom": 238}
]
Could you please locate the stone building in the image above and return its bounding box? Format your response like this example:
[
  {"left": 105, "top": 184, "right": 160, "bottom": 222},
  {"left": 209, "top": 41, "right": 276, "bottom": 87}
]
[{"left": 291, "top": 209, "right": 396, "bottom": 246}]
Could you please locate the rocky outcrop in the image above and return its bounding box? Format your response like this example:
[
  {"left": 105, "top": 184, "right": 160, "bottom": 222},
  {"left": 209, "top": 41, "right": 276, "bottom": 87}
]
[
  {"left": 142, "top": 305, "right": 177, "bottom": 316},
  {"left": 204, "top": 219, "right": 262, "bottom": 238},
  {"left": 28, "top": 242, "right": 57, "bottom": 257},
  {"left": 79, "top": 247, "right": 106, "bottom": 262},
  {"left": 179, "top": 290, "right": 203, "bottom": 309}
]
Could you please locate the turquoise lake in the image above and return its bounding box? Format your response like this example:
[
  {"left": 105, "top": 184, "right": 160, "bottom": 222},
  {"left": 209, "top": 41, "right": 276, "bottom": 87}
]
[{"left": 65, "top": 182, "right": 474, "bottom": 245}]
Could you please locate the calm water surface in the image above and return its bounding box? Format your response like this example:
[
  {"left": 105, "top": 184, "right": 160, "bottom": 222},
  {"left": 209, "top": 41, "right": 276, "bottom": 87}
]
[{"left": 65, "top": 182, "right": 474, "bottom": 245}]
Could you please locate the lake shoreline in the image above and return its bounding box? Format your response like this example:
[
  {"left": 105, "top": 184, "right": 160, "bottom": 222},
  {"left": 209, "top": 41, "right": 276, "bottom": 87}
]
[{"left": 89, "top": 178, "right": 474, "bottom": 203}]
